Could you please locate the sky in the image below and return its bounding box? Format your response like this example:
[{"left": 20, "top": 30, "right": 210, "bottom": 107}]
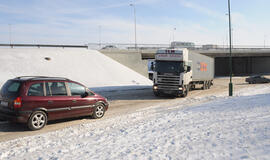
[{"left": 0, "top": 0, "right": 269, "bottom": 46}]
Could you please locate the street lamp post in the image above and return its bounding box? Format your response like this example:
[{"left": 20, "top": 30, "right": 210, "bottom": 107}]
[
  {"left": 227, "top": 0, "right": 233, "bottom": 96},
  {"left": 130, "top": 3, "right": 137, "bottom": 49},
  {"left": 264, "top": 35, "right": 267, "bottom": 48}
]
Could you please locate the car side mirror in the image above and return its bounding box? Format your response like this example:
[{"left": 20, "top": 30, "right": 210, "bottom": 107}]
[{"left": 81, "top": 92, "right": 88, "bottom": 98}]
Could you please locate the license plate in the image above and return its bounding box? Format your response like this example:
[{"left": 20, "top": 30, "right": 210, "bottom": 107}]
[
  {"left": 0, "top": 101, "right": 8, "bottom": 107},
  {"left": 164, "top": 91, "right": 173, "bottom": 94}
]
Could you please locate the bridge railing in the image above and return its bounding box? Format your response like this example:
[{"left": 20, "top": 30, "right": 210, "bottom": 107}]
[{"left": 0, "top": 43, "right": 270, "bottom": 50}]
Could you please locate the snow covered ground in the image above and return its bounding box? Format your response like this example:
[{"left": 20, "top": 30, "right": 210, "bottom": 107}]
[
  {"left": 0, "top": 84, "right": 269, "bottom": 160},
  {"left": 0, "top": 48, "right": 152, "bottom": 88}
]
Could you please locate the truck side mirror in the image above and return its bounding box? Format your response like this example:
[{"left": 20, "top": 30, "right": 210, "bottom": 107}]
[
  {"left": 150, "top": 62, "right": 154, "bottom": 71},
  {"left": 187, "top": 66, "right": 191, "bottom": 72}
]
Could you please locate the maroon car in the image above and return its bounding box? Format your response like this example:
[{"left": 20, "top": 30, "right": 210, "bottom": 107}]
[{"left": 0, "top": 76, "right": 109, "bottom": 130}]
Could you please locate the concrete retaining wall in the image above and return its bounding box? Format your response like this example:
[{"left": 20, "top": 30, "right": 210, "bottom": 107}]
[
  {"left": 0, "top": 48, "right": 152, "bottom": 87},
  {"left": 100, "top": 49, "right": 148, "bottom": 77}
]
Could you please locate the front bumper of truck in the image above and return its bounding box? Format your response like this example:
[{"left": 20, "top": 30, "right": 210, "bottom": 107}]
[{"left": 153, "top": 85, "right": 183, "bottom": 95}]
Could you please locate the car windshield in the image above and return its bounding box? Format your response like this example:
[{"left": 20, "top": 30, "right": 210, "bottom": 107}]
[
  {"left": 0, "top": 80, "right": 21, "bottom": 98},
  {"left": 155, "top": 61, "right": 184, "bottom": 74}
]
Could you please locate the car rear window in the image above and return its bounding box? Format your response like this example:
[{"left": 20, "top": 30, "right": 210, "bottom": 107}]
[{"left": 0, "top": 80, "right": 21, "bottom": 97}]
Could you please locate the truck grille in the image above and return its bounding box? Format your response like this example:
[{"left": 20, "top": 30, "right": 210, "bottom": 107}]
[{"left": 157, "top": 75, "right": 180, "bottom": 90}]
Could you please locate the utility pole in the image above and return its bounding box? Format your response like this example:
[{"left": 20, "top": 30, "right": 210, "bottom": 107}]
[
  {"left": 172, "top": 27, "right": 176, "bottom": 42},
  {"left": 130, "top": 3, "right": 137, "bottom": 49},
  {"left": 228, "top": 0, "right": 233, "bottom": 96}
]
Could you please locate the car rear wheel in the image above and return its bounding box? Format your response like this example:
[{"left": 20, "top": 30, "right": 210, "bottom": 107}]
[
  {"left": 27, "top": 111, "right": 47, "bottom": 131},
  {"left": 92, "top": 103, "right": 105, "bottom": 119}
]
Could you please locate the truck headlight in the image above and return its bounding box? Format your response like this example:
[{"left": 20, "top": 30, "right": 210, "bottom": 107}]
[
  {"left": 153, "top": 86, "right": 158, "bottom": 90},
  {"left": 178, "top": 87, "right": 183, "bottom": 90}
]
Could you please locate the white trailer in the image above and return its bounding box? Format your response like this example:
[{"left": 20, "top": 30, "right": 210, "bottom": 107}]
[{"left": 152, "top": 48, "right": 214, "bottom": 97}]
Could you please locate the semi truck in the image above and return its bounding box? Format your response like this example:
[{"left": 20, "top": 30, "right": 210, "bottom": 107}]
[{"left": 152, "top": 48, "right": 214, "bottom": 97}]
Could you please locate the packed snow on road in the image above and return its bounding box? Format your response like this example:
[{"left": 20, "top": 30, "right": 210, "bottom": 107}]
[{"left": 0, "top": 84, "right": 269, "bottom": 160}]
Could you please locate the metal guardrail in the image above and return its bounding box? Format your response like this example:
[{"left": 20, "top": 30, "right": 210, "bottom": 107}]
[
  {"left": 88, "top": 43, "right": 270, "bottom": 50},
  {"left": 0, "top": 44, "right": 88, "bottom": 49}
]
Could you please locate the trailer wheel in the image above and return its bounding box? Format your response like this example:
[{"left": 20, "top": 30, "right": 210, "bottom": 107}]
[
  {"left": 208, "top": 81, "right": 211, "bottom": 89},
  {"left": 202, "top": 81, "right": 207, "bottom": 90},
  {"left": 206, "top": 81, "right": 210, "bottom": 89}
]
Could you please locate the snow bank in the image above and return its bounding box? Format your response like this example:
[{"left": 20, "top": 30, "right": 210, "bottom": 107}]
[
  {"left": 0, "top": 85, "right": 270, "bottom": 160},
  {"left": 0, "top": 48, "right": 152, "bottom": 89}
]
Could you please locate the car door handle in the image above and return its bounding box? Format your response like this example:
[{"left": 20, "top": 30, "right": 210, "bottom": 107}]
[
  {"left": 48, "top": 100, "right": 53, "bottom": 104},
  {"left": 72, "top": 100, "right": 77, "bottom": 103}
]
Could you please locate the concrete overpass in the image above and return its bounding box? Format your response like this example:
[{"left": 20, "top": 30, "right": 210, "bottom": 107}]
[
  {"left": 141, "top": 48, "right": 270, "bottom": 58},
  {"left": 1, "top": 43, "right": 270, "bottom": 77},
  {"left": 140, "top": 48, "right": 270, "bottom": 76}
]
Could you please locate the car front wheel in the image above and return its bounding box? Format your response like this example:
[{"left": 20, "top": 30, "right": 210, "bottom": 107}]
[
  {"left": 27, "top": 111, "right": 47, "bottom": 131},
  {"left": 92, "top": 103, "right": 105, "bottom": 119}
]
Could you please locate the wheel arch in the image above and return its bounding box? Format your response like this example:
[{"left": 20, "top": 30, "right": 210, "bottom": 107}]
[
  {"left": 95, "top": 101, "right": 107, "bottom": 108},
  {"left": 31, "top": 108, "right": 48, "bottom": 118}
]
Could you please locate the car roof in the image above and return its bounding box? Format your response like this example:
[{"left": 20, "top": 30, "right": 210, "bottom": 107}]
[{"left": 13, "top": 76, "right": 71, "bottom": 81}]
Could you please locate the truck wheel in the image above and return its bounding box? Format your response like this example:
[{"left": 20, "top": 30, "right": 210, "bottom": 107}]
[
  {"left": 27, "top": 111, "right": 47, "bottom": 131},
  {"left": 154, "top": 91, "right": 160, "bottom": 97},
  {"left": 190, "top": 84, "right": 196, "bottom": 90},
  {"left": 181, "top": 85, "right": 189, "bottom": 97}
]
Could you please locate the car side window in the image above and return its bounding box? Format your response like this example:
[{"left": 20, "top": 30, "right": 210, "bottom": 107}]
[
  {"left": 68, "top": 82, "right": 86, "bottom": 96},
  {"left": 46, "top": 82, "right": 67, "bottom": 96},
  {"left": 28, "top": 83, "right": 44, "bottom": 96}
]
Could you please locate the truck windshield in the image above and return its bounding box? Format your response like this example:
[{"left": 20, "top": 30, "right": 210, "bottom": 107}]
[{"left": 155, "top": 61, "right": 184, "bottom": 74}]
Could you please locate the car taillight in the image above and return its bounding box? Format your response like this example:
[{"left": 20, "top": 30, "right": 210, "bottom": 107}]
[{"left": 14, "top": 97, "right": 22, "bottom": 109}]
